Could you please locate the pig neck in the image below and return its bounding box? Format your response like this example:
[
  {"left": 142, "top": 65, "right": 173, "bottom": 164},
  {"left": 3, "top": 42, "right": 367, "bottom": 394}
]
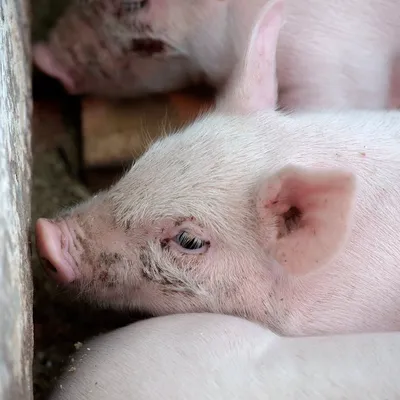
[
  {"left": 247, "top": 222, "right": 400, "bottom": 337},
  {"left": 212, "top": 111, "right": 400, "bottom": 336},
  {"left": 187, "top": 0, "right": 265, "bottom": 88}
]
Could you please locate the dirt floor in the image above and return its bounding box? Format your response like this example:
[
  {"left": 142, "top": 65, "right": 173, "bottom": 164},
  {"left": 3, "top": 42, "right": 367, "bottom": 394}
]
[{"left": 30, "top": 85, "right": 148, "bottom": 399}]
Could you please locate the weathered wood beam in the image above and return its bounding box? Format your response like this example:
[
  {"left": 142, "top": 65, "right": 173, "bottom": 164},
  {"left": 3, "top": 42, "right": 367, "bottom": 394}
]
[{"left": 0, "top": 0, "right": 33, "bottom": 399}]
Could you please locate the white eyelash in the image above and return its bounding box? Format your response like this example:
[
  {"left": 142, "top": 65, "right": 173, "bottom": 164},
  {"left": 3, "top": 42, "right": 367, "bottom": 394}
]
[{"left": 122, "top": 0, "right": 148, "bottom": 12}]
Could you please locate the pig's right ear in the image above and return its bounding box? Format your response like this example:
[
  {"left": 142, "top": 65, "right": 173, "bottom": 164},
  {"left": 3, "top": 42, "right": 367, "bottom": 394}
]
[
  {"left": 216, "top": 0, "right": 285, "bottom": 114},
  {"left": 33, "top": 42, "right": 77, "bottom": 94},
  {"left": 255, "top": 165, "right": 356, "bottom": 276}
]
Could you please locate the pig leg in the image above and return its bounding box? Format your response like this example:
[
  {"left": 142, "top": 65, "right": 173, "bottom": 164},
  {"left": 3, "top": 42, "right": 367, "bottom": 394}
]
[{"left": 49, "top": 313, "right": 400, "bottom": 400}]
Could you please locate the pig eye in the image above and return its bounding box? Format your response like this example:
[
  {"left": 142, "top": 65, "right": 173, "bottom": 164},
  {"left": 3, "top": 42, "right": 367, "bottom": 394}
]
[
  {"left": 174, "top": 231, "right": 208, "bottom": 252},
  {"left": 138, "top": 0, "right": 148, "bottom": 9},
  {"left": 122, "top": 0, "right": 148, "bottom": 12}
]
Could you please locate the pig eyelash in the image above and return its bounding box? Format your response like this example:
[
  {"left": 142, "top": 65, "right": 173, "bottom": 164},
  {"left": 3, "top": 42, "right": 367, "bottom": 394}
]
[
  {"left": 173, "top": 231, "right": 209, "bottom": 254},
  {"left": 121, "top": 0, "right": 148, "bottom": 12}
]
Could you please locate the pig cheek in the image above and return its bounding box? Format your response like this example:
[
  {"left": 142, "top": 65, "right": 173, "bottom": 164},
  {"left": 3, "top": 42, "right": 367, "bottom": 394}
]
[
  {"left": 138, "top": 248, "right": 206, "bottom": 299},
  {"left": 93, "top": 253, "right": 123, "bottom": 290},
  {"left": 75, "top": 251, "right": 134, "bottom": 297}
]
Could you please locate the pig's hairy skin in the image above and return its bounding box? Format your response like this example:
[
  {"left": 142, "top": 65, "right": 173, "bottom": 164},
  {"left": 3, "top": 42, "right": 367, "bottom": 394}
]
[
  {"left": 52, "top": 109, "right": 400, "bottom": 337},
  {"left": 50, "top": 313, "right": 400, "bottom": 400},
  {"left": 34, "top": 0, "right": 400, "bottom": 109}
]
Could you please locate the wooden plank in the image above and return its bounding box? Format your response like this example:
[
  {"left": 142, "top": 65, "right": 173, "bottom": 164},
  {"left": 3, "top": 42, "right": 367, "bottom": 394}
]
[
  {"left": 0, "top": 0, "right": 34, "bottom": 399},
  {"left": 81, "top": 88, "right": 215, "bottom": 170}
]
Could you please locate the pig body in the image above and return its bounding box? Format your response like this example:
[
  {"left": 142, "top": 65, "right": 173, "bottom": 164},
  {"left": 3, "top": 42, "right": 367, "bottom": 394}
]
[
  {"left": 33, "top": 0, "right": 400, "bottom": 110},
  {"left": 35, "top": 2, "right": 400, "bottom": 336},
  {"left": 49, "top": 313, "right": 400, "bottom": 400}
]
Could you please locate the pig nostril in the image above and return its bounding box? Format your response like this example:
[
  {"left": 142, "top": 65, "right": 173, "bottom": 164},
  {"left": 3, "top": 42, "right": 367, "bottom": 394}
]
[{"left": 40, "top": 257, "right": 58, "bottom": 274}]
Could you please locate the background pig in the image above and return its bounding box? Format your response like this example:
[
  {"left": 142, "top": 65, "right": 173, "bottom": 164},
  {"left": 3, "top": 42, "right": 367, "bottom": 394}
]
[
  {"left": 33, "top": 0, "right": 400, "bottom": 110},
  {"left": 35, "top": 2, "right": 400, "bottom": 336},
  {"left": 32, "top": 0, "right": 221, "bottom": 97},
  {"left": 49, "top": 313, "right": 400, "bottom": 400}
]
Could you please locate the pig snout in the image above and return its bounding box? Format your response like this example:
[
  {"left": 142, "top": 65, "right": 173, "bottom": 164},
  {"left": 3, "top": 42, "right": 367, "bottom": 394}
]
[
  {"left": 34, "top": 202, "right": 146, "bottom": 309},
  {"left": 35, "top": 218, "right": 79, "bottom": 284}
]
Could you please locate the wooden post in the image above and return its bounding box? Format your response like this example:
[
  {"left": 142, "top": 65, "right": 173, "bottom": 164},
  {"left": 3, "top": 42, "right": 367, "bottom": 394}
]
[{"left": 0, "top": 0, "right": 33, "bottom": 399}]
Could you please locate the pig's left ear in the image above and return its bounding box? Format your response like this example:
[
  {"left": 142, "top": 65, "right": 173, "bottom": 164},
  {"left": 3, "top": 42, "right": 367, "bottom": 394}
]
[
  {"left": 255, "top": 165, "right": 356, "bottom": 275},
  {"left": 216, "top": 0, "right": 285, "bottom": 114}
]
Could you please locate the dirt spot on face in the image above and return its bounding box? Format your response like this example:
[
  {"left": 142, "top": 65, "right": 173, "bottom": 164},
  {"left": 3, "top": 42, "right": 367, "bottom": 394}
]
[
  {"left": 98, "top": 251, "right": 123, "bottom": 267},
  {"left": 94, "top": 253, "right": 123, "bottom": 288},
  {"left": 139, "top": 251, "right": 163, "bottom": 281},
  {"left": 131, "top": 38, "right": 164, "bottom": 56},
  {"left": 160, "top": 238, "right": 169, "bottom": 249},
  {"left": 98, "top": 270, "right": 109, "bottom": 282},
  {"left": 74, "top": 232, "right": 85, "bottom": 249},
  {"left": 71, "top": 232, "right": 94, "bottom": 265},
  {"left": 97, "top": 270, "right": 116, "bottom": 288},
  {"left": 139, "top": 248, "right": 196, "bottom": 296},
  {"left": 124, "top": 219, "right": 132, "bottom": 231},
  {"left": 174, "top": 217, "right": 186, "bottom": 227}
]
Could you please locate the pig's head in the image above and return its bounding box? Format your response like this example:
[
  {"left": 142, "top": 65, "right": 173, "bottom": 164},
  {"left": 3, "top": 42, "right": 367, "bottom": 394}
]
[
  {"left": 32, "top": 0, "right": 231, "bottom": 97},
  {"left": 35, "top": 0, "right": 356, "bottom": 324}
]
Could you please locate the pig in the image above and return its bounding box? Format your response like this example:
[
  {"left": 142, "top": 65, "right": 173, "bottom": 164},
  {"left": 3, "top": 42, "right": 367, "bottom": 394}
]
[
  {"left": 32, "top": 0, "right": 400, "bottom": 110},
  {"left": 49, "top": 313, "right": 400, "bottom": 400},
  {"left": 35, "top": 0, "right": 400, "bottom": 337}
]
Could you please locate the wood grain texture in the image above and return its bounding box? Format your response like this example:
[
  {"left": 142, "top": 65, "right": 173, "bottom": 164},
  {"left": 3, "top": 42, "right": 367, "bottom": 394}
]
[
  {"left": 0, "top": 0, "right": 33, "bottom": 399},
  {"left": 81, "top": 92, "right": 214, "bottom": 169}
]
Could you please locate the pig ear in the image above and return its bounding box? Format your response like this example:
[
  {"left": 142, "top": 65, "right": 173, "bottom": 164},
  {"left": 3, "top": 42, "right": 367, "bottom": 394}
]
[
  {"left": 256, "top": 165, "right": 356, "bottom": 275},
  {"left": 33, "top": 42, "right": 77, "bottom": 94},
  {"left": 216, "top": 0, "right": 285, "bottom": 114}
]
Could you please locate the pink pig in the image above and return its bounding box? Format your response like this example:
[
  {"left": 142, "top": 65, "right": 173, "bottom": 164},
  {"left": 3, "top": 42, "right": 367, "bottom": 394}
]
[
  {"left": 33, "top": 0, "right": 400, "bottom": 109},
  {"left": 35, "top": 1, "right": 400, "bottom": 336},
  {"left": 49, "top": 313, "right": 400, "bottom": 400}
]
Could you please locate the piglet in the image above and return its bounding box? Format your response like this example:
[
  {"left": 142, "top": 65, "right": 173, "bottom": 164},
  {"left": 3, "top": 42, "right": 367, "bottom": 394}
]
[
  {"left": 50, "top": 313, "right": 400, "bottom": 400},
  {"left": 32, "top": 0, "right": 215, "bottom": 97},
  {"left": 33, "top": 0, "right": 400, "bottom": 110},
  {"left": 35, "top": 1, "right": 400, "bottom": 336}
]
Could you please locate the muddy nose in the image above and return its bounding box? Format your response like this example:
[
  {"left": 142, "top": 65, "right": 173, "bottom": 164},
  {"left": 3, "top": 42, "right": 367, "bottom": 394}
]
[{"left": 35, "top": 218, "right": 77, "bottom": 283}]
